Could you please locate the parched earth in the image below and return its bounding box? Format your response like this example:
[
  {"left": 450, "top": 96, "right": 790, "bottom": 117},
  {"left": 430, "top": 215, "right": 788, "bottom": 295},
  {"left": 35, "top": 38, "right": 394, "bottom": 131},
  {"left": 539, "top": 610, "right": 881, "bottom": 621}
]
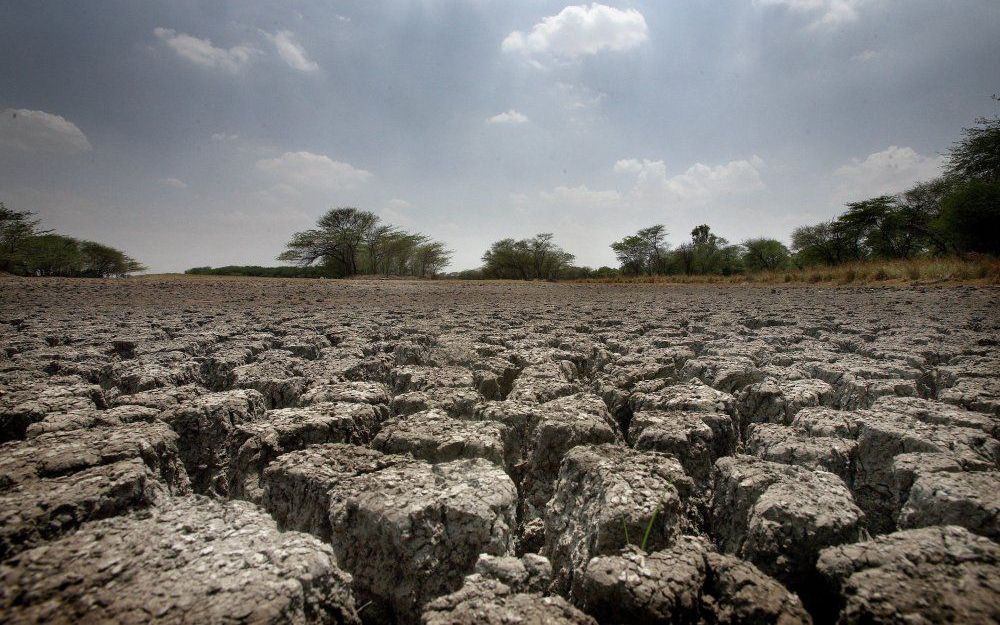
[{"left": 1, "top": 275, "right": 998, "bottom": 625}]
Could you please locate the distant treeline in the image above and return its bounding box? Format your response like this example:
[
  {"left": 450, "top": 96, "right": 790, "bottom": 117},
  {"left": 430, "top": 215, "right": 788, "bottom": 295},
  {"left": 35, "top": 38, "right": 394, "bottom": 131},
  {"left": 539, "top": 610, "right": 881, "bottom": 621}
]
[
  {"left": 450, "top": 114, "right": 999, "bottom": 280},
  {"left": 0, "top": 204, "right": 145, "bottom": 277},
  {"left": 185, "top": 265, "right": 335, "bottom": 278}
]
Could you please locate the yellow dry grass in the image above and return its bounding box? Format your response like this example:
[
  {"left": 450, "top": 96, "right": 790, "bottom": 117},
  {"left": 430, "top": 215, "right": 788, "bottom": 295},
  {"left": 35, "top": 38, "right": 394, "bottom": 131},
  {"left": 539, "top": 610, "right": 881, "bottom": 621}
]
[{"left": 567, "top": 256, "right": 1000, "bottom": 286}]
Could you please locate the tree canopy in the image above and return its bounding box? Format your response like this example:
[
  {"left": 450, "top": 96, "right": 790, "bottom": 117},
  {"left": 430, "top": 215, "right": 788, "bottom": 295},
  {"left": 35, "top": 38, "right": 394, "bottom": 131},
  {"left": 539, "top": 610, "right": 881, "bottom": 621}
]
[
  {"left": 278, "top": 207, "right": 451, "bottom": 278},
  {"left": 480, "top": 233, "right": 575, "bottom": 280},
  {"left": 1, "top": 203, "right": 145, "bottom": 277}
]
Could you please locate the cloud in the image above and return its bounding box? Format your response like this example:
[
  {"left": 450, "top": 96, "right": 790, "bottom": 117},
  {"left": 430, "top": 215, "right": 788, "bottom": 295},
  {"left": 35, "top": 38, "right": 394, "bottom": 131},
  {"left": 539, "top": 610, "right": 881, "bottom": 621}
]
[
  {"left": 265, "top": 30, "right": 319, "bottom": 72},
  {"left": 522, "top": 155, "right": 766, "bottom": 224},
  {"left": 0, "top": 108, "right": 92, "bottom": 153},
  {"left": 153, "top": 28, "right": 256, "bottom": 73},
  {"left": 539, "top": 185, "right": 623, "bottom": 208},
  {"left": 380, "top": 198, "right": 416, "bottom": 227},
  {"left": 502, "top": 3, "right": 648, "bottom": 60},
  {"left": 255, "top": 151, "right": 372, "bottom": 190},
  {"left": 616, "top": 156, "right": 766, "bottom": 204},
  {"left": 211, "top": 132, "right": 239, "bottom": 142},
  {"left": 753, "top": 0, "right": 875, "bottom": 27},
  {"left": 487, "top": 110, "right": 529, "bottom": 124},
  {"left": 833, "top": 145, "right": 944, "bottom": 200},
  {"left": 852, "top": 49, "right": 879, "bottom": 62},
  {"left": 386, "top": 198, "right": 414, "bottom": 211},
  {"left": 159, "top": 177, "right": 188, "bottom": 189}
]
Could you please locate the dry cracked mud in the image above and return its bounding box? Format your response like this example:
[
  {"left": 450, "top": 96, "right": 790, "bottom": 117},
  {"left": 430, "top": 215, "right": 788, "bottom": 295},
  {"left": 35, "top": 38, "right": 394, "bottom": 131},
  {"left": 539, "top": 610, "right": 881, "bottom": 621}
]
[{"left": 1, "top": 275, "right": 998, "bottom": 624}]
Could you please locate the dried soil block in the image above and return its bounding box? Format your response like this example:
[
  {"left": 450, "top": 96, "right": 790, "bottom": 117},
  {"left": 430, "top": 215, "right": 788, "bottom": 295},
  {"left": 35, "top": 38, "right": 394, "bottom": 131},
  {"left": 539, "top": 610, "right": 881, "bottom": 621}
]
[
  {"left": 737, "top": 378, "right": 834, "bottom": 435},
  {"left": 710, "top": 455, "right": 864, "bottom": 592},
  {"left": 422, "top": 577, "right": 596, "bottom": 625},
  {"left": 817, "top": 525, "right": 1000, "bottom": 625},
  {"left": 262, "top": 443, "right": 410, "bottom": 542},
  {"left": 544, "top": 444, "right": 693, "bottom": 593},
  {"left": 628, "top": 409, "right": 737, "bottom": 482},
  {"left": 572, "top": 538, "right": 811, "bottom": 625},
  {"left": 897, "top": 470, "right": 1000, "bottom": 539},
  {"left": 521, "top": 394, "right": 622, "bottom": 522},
  {"left": 373, "top": 409, "right": 507, "bottom": 466},
  {"left": 328, "top": 457, "right": 517, "bottom": 623},
  {"left": 230, "top": 401, "right": 381, "bottom": 501},
  {"left": 746, "top": 423, "right": 856, "bottom": 485},
  {"left": 159, "top": 389, "right": 267, "bottom": 496},
  {"left": 0, "top": 496, "right": 360, "bottom": 624}
]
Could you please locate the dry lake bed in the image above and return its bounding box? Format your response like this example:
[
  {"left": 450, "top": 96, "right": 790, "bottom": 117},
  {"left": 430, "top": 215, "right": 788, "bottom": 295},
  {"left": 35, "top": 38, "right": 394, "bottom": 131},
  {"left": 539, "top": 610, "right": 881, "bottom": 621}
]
[{"left": 1, "top": 275, "right": 998, "bottom": 624}]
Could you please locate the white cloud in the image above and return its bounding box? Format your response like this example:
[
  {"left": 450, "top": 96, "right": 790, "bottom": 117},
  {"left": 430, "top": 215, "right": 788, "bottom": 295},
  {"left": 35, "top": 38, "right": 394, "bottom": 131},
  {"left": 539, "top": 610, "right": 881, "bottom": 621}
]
[
  {"left": 154, "top": 28, "right": 256, "bottom": 73},
  {"left": 539, "top": 185, "right": 623, "bottom": 208},
  {"left": 0, "top": 108, "right": 92, "bottom": 154},
  {"left": 833, "top": 145, "right": 944, "bottom": 200},
  {"left": 522, "top": 155, "right": 766, "bottom": 223},
  {"left": 616, "top": 156, "right": 766, "bottom": 204},
  {"left": 159, "top": 177, "right": 188, "bottom": 189},
  {"left": 487, "top": 110, "right": 529, "bottom": 124},
  {"left": 386, "top": 198, "right": 414, "bottom": 211},
  {"left": 753, "top": 0, "right": 875, "bottom": 27},
  {"left": 380, "top": 198, "right": 416, "bottom": 227},
  {"left": 211, "top": 132, "right": 239, "bottom": 142},
  {"left": 502, "top": 3, "right": 648, "bottom": 60},
  {"left": 255, "top": 151, "right": 372, "bottom": 190},
  {"left": 265, "top": 30, "right": 319, "bottom": 72},
  {"left": 852, "top": 49, "right": 879, "bottom": 62}
]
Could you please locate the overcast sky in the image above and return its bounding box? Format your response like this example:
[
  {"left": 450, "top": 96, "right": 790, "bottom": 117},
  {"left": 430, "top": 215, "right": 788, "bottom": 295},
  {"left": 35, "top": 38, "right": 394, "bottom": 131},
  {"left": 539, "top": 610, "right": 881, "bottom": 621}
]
[{"left": 1, "top": 1, "right": 997, "bottom": 272}]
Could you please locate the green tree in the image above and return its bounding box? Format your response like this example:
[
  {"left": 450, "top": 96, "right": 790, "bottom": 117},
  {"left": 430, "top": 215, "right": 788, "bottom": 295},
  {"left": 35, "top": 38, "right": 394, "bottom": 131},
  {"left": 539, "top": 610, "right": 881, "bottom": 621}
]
[
  {"left": 610, "top": 225, "right": 669, "bottom": 275},
  {"left": 481, "top": 234, "right": 574, "bottom": 280},
  {"left": 791, "top": 221, "right": 854, "bottom": 266},
  {"left": 79, "top": 241, "right": 147, "bottom": 277},
  {"left": 947, "top": 116, "right": 1000, "bottom": 182},
  {"left": 279, "top": 207, "right": 450, "bottom": 277},
  {"left": 22, "top": 234, "right": 83, "bottom": 276},
  {"left": 689, "top": 224, "right": 730, "bottom": 273},
  {"left": 610, "top": 234, "right": 648, "bottom": 275},
  {"left": 936, "top": 180, "right": 1000, "bottom": 255},
  {"left": 742, "top": 238, "right": 790, "bottom": 271},
  {"left": 0, "top": 203, "right": 44, "bottom": 273}
]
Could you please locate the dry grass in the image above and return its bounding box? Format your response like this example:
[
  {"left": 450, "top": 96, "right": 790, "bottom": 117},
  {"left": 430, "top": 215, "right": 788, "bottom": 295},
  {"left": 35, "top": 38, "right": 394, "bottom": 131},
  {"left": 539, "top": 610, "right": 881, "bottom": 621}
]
[{"left": 568, "top": 256, "right": 1000, "bottom": 286}]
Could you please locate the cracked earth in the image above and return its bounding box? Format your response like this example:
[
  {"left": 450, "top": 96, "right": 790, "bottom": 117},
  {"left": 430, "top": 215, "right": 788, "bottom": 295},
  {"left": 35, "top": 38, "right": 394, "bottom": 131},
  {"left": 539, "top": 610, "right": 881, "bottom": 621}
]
[{"left": 1, "top": 276, "right": 997, "bottom": 624}]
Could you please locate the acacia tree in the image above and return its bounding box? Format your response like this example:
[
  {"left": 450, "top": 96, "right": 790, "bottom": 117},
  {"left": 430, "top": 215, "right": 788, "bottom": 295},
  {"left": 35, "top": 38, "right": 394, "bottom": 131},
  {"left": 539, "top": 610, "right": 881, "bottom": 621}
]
[
  {"left": 0, "top": 203, "right": 44, "bottom": 273},
  {"left": 742, "top": 238, "right": 790, "bottom": 271},
  {"left": 279, "top": 207, "right": 451, "bottom": 277},
  {"left": 610, "top": 225, "right": 669, "bottom": 275},
  {"left": 947, "top": 116, "right": 1000, "bottom": 182},
  {"left": 610, "top": 234, "right": 648, "bottom": 275},
  {"left": 481, "top": 234, "right": 574, "bottom": 280}
]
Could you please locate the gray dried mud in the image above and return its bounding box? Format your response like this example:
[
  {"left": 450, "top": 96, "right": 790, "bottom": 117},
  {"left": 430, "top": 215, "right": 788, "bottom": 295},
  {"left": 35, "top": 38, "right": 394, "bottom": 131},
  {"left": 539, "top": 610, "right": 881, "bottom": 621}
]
[{"left": 1, "top": 275, "right": 997, "bottom": 624}]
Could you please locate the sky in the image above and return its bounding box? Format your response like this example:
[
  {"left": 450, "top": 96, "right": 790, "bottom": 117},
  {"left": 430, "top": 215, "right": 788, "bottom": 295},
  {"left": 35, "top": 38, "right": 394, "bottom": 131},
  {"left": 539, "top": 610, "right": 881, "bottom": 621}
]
[{"left": 1, "top": 1, "right": 997, "bottom": 273}]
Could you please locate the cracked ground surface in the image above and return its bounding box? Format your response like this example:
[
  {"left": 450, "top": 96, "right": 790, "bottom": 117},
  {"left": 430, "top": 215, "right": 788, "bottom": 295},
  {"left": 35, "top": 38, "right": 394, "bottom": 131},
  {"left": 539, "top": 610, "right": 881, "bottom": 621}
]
[{"left": 0, "top": 275, "right": 998, "bottom": 624}]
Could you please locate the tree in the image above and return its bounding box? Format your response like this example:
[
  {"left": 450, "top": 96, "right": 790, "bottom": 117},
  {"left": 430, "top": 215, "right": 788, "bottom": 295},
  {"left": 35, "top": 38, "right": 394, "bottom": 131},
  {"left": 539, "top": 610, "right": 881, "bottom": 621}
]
[
  {"left": 899, "top": 178, "right": 955, "bottom": 255},
  {"left": 947, "top": 116, "right": 1000, "bottom": 182},
  {"left": 481, "top": 234, "right": 575, "bottom": 280},
  {"left": 22, "top": 234, "right": 83, "bottom": 276},
  {"left": 936, "top": 179, "right": 1000, "bottom": 255},
  {"left": 792, "top": 221, "right": 854, "bottom": 266},
  {"left": 689, "top": 224, "right": 730, "bottom": 274},
  {"left": 279, "top": 207, "right": 451, "bottom": 277},
  {"left": 742, "top": 238, "right": 790, "bottom": 271},
  {"left": 0, "top": 203, "right": 44, "bottom": 273},
  {"left": 414, "top": 241, "right": 452, "bottom": 277},
  {"left": 610, "top": 225, "right": 670, "bottom": 275},
  {"left": 834, "top": 196, "right": 900, "bottom": 259},
  {"left": 610, "top": 234, "right": 648, "bottom": 275},
  {"left": 79, "top": 241, "right": 147, "bottom": 277}
]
